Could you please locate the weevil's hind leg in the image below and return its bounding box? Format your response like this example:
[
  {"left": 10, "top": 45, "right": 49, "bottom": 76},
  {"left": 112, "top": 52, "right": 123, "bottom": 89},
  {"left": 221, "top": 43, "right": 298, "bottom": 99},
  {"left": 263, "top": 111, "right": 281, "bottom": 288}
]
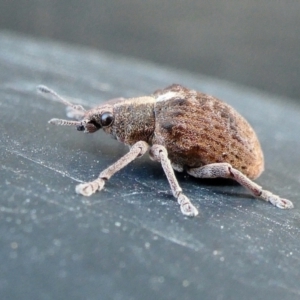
[
  {"left": 187, "top": 163, "right": 293, "bottom": 209},
  {"left": 75, "top": 141, "right": 149, "bottom": 196},
  {"left": 149, "top": 145, "right": 199, "bottom": 217}
]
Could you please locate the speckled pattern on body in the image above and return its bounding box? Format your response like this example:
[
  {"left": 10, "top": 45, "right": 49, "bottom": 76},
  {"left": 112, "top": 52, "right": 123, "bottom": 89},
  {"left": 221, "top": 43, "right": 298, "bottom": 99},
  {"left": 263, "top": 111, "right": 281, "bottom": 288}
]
[
  {"left": 43, "top": 83, "right": 293, "bottom": 216},
  {"left": 152, "top": 84, "right": 264, "bottom": 179}
]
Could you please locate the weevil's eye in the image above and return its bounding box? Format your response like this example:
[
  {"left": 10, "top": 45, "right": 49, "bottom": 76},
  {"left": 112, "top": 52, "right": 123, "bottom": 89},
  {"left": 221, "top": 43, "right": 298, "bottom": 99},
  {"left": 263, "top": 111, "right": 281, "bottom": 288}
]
[{"left": 100, "top": 112, "right": 114, "bottom": 127}]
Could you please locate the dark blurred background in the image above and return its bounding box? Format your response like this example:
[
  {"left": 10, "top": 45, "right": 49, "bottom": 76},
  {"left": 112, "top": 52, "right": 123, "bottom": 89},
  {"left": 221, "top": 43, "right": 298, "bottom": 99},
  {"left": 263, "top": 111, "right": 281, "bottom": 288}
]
[{"left": 0, "top": 0, "right": 299, "bottom": 100}]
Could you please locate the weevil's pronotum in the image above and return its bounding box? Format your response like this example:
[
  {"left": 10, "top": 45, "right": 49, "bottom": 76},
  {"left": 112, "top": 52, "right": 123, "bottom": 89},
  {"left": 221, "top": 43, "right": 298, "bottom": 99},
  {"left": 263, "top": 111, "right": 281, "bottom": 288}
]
[{"left": 38, "top": 84, "right": 294, "bottom": 216}]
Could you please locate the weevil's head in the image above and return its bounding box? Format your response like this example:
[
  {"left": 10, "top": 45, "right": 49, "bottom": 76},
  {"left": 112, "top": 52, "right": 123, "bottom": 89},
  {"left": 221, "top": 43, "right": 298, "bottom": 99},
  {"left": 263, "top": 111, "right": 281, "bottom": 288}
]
[
  {"left": 75, "top": 104, "right": 115, "bottom": 134},
  {"left": 38, "top": 85, "right": 117, "bottom": 134},
  {"left": 39, "top": 85, "right": 156, "bottom": 145}
]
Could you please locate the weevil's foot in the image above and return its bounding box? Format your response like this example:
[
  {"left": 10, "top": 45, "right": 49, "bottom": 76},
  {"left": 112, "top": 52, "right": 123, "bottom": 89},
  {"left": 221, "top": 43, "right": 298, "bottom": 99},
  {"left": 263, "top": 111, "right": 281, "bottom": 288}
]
[
  {"left": 75, "top": 179, "right": 105, "bottom": 196},
  {"left": 262, "top": 190, "right": 294, "bottom": 209},
  {"left": 181, "top": 202, "right": 199, "bottom": 217},
  {"left": 76, "top": 182, "right": 96, "bottom": 196},
  {"left": 272, "top": 197, "right": 294, "bottom": 209},
  {"left": 178, "top": 194, "right": 199, "bottom": 217},
  {"left": 279, "top": 198, "right": 294, "bottom": 209}
]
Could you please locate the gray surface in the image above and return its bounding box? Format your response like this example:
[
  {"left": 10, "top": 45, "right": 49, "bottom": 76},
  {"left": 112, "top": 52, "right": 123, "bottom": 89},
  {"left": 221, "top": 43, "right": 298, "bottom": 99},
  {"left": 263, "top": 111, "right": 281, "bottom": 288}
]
[
  {"left": 1, "top": 32, "right": 300, "bottom": 300},
  {"left": 0, "top": 0, "right": 299, "bottom": 100}
]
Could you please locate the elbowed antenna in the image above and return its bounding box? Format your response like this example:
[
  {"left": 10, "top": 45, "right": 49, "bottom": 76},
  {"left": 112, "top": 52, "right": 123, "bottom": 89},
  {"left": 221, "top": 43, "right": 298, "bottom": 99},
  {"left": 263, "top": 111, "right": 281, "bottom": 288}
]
[
  {"left": 48, "top": 118, "right": 84, "bottom": 126},
  {"left": 37, "top": 85, "right": 86, "bottom": 112}
]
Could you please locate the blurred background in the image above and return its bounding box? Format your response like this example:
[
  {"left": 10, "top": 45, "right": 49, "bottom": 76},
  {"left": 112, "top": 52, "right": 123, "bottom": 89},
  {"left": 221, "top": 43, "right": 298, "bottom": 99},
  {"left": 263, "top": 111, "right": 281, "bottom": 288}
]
[{"left": 0, "top": 0, "right": 299, "bottom": 100}]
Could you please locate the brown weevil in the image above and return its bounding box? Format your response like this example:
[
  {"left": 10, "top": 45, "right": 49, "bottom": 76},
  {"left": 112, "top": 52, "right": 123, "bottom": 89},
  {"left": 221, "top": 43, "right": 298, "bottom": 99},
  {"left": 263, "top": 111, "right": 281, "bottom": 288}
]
[{"left": 38, "top": 84, "right": 294, "bottom": 216}]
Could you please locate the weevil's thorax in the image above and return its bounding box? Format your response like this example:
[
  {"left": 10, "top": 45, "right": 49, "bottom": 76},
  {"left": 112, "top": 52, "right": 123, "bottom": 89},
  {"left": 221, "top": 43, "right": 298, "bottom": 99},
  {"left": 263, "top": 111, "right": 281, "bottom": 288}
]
[{"left": 106, "top": 97, "right": 156, "bottom": 145}]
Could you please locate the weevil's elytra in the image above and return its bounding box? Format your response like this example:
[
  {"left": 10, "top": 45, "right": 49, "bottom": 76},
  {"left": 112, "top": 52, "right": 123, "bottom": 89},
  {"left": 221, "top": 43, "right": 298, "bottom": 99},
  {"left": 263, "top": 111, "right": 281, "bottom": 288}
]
[
  {"left": 38, "top": 84, "right": 294, "bottom": 217},
  {"left": 152, "top": 85, "right": 264, "bottom": 180}
]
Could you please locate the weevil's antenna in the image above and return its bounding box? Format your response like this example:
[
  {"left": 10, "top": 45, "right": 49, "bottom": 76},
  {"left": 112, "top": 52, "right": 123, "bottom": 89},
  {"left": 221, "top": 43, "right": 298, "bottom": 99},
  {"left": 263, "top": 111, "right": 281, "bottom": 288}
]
[
  {"left": 37, "top": 85, "right": 86, "bottom": 112},
  {"left": 48, "top": 118, "right": 84, "bottom": 127}
]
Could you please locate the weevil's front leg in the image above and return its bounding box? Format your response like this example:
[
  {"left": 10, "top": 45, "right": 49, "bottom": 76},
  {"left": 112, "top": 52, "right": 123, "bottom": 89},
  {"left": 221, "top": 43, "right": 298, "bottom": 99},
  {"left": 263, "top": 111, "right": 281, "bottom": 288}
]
[
  {"left": 149, "top": 145, "right": 199, "bottom": 216},
  {"left": 187, "top": 163, "right": 293, "bottom": 209},
  {"left": 76, "top": 141, "right": 149, "bottom": 196}
]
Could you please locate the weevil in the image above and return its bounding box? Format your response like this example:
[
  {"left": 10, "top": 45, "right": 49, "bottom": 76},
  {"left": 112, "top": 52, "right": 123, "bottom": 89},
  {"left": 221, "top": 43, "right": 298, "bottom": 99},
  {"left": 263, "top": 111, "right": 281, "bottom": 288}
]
[{"left": 38, "top": 84, "right": 294, "bottom": 216}]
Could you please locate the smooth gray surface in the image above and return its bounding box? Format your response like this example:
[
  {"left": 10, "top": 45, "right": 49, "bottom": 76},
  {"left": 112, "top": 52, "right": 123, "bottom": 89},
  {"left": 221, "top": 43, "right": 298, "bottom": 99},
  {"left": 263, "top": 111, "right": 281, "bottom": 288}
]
[
  {"left": 1, "top": 32, "right": 300, "bottom": 300},
  {"left": 0, "top": 0, "right": 299, "bottom": 100}
]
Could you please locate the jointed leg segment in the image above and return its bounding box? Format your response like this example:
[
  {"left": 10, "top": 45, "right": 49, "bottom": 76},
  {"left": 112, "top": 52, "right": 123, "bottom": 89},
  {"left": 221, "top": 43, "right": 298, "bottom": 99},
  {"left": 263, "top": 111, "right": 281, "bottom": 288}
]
[
  {"left": 76, "top": 141, "right": 149, "bottom": 196},
  {"left": 187, "top": 163, "right": 293, "bottom": 209},
  {"left": 76, "top": 144, "right": 291, "bottom": 216},
  {"left": 76, "top": 141, "right": 198, "bottom": 216},
  {"left": 149, "top": 144, "right": 199, "bottom": 216}
]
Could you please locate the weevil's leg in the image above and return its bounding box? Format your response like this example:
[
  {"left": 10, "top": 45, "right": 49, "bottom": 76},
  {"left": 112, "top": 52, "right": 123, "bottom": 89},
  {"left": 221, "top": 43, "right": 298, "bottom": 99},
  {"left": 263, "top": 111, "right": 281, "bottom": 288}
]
[
  {"left": 187, "top": 163, "right": 293, "bottom": 209},
  {"left": 149, "top": 145, "right": 199, "bottom": 217},
  {"left": 75, "top": 141, "right": 149, "bottom": 196}
]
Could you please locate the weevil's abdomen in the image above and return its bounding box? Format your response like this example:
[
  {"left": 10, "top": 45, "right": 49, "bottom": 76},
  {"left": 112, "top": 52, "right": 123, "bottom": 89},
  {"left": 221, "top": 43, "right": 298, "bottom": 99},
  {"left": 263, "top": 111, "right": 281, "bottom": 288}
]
[{"left": 152, "top": 84, "right": 264, "bottom": 179}]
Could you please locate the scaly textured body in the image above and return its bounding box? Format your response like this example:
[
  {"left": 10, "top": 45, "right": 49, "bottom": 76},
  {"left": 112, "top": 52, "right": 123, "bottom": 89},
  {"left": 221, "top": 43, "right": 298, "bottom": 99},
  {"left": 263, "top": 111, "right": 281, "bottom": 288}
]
[{"left": 40, "top": 84, "right": 293, "bottom": 217}]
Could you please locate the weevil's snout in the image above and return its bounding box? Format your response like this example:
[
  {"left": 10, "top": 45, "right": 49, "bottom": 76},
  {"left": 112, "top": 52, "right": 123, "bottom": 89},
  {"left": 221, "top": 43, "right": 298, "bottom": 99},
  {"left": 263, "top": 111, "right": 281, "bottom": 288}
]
[
  {"left": 76, "top": 125, "right": 85, "bottom": 131},
  {"left": 82, "top": 110, "right": 114, "bottom": 133},
  {"left": 39, "top": 85, "right": 115, "bottom": 134},
  {"left": 48, "top": 117, "right": 101, "bottom": 133},
  {"left": 84, "top": 120, "right": 102, "bottom": 133},
  {"left": 48, "top": 111, "right": 114, "bottom": 134}
]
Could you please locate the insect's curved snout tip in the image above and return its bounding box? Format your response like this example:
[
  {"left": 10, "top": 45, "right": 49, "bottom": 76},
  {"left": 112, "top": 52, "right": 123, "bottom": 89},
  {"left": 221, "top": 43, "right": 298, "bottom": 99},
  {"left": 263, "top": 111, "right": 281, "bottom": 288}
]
[{"left": 76, "top": 125, "right": 85, "bottom": 131}]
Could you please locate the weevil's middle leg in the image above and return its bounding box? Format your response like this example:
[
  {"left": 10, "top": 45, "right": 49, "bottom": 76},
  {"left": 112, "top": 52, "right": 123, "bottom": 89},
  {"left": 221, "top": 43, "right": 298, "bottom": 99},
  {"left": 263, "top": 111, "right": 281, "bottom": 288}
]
[
  {"left": 149, "top": 144, "right": 199, "bottom": 217},
  {"left": 187, "top": 163, "right": 293, "bottom": 209},
  {"left": 76, "top": 141, "right": 149, "bottom": 196}
]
